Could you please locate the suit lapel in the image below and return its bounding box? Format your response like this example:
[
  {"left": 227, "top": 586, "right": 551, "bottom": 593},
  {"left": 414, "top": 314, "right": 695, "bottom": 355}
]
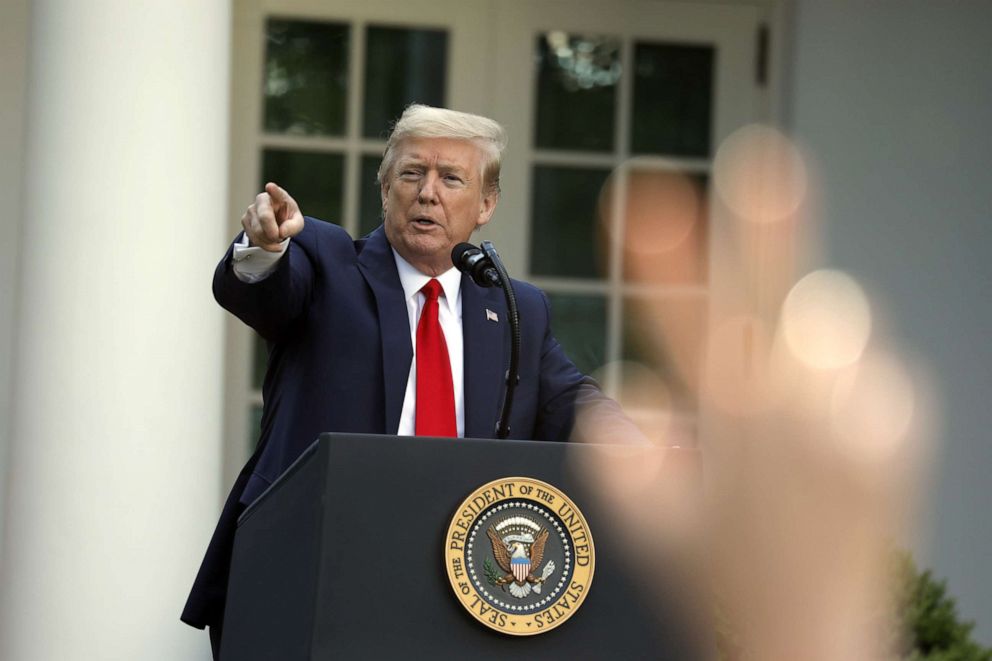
[
  {"left": 461, "top": 276, "right": 507, "bottom": 439},
  {"left": 357, "top": 228, "right": 412, "bottom": 435}
]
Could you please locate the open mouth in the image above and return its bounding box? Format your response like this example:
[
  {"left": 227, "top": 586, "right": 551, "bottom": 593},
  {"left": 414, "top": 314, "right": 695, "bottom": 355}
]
[{"left": 412, "top": 216, "right": 439, "bottom": 228}]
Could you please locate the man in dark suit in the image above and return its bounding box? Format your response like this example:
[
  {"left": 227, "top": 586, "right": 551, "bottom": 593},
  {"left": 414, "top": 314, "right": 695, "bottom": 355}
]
[{"left": 181, "top": 105, "right": 609, "bottom": 656}]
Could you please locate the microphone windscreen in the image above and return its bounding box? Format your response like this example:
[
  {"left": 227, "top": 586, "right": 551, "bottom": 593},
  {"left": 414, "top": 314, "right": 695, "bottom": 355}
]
[{"left": 451, "top": 243, "right": 478, "bottom": 271}]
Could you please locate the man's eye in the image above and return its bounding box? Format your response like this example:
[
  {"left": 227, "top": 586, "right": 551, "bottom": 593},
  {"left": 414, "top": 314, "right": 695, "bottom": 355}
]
[{"left": 444, "top": 174, "right": 464, "bottom": 183}]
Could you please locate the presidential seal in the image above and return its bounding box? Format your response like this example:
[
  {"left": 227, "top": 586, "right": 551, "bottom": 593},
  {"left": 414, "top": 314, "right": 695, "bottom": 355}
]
[{"left": 444, "top": 477, "right": 595, "bottom": 635}]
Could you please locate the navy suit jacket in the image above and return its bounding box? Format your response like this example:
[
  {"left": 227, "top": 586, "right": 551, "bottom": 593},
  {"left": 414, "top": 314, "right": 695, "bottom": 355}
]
[{"left": 181, "top": 220, "right": 599, "bottom": 629}]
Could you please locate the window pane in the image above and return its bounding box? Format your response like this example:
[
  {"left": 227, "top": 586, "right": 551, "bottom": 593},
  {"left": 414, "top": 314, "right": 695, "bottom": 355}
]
[
  {"left": 529, "top": 166, "right": 611, "bottom": 279},
  {"left": 364, "top": 26, "right": 448, "bottom": 139},
  {"left": 264, "top": 19, "right": 350, "bottom": 136},
  {"left": 630, "top": 42, "right": 714, "bottom": 157},
  {"left": 535, "top": 32, "right": 620, "bottom": 152},
  {"left": 622, "top": 296, "right": 706, "bottom": 410},
  {"left": 261, "top": 149, "right": 344, "bottom": 224},
  {"left": 358, "top": 154, "right": 384, "bottom": 236},
  {"left": 622, "top": 169, "right": 709, "bottom": 285},
  {"left": 548, "top": 293, "right": 607, "bottom": 376}
]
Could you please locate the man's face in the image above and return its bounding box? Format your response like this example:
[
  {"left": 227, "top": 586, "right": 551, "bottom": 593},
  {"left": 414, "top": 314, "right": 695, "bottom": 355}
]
[{"left": 381, "top": 137, "right": 497, "bottom": 276}]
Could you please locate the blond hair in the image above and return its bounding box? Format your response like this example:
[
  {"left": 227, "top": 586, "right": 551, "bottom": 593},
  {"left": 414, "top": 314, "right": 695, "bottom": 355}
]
[{"left": 377, "top": 104, "right": 508, "bottom": 195}]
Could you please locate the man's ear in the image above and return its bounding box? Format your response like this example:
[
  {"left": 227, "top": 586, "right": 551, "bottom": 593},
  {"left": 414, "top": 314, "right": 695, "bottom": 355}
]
[
  {"left": 476, "top": 191, "right": 498, "bottom": 229},
  {"left": 380, "top": 181, "right": 390, "bottom": 209}
]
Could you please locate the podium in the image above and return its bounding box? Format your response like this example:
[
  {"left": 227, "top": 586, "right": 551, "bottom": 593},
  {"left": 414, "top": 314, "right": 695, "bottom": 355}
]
[{"left": 221, "top": 433, "right": 702, "bottom": 659}]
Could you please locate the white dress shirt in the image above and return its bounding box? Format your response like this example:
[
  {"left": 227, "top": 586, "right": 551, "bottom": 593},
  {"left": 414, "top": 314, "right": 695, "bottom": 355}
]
[
  {"left": 232, "top": 235, "right": 466, "bottom": 436},
  {"left": 392, "top": 254, "right": 464, "bottom": 437},
  {"left": 231, "top": 233, "right": 289, "bottom": 283}
]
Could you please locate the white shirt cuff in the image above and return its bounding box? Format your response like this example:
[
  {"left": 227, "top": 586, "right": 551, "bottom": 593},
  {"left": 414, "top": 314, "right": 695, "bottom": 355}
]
[{"left": 231, "top": 233, "right": 290, "bottom": 283}]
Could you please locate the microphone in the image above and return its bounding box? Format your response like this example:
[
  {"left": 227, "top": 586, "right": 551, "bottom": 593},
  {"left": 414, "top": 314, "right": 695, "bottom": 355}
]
[
  {"left": 451, "top": 243, "right": 501, "bottom": 287},
  {"left": 452, "top": 240, "right": 520, "bottom": 439}
]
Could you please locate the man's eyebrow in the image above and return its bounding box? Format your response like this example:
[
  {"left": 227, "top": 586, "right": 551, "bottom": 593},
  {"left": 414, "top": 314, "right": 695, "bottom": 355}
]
[{"left": 437, "top": 161, "right": 471, "bottom": 175}]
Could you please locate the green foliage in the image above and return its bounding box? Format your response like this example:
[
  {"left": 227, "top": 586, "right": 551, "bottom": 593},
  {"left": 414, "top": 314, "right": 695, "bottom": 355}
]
[
  {"left": 483, "top": 557, "right": 501, "bottom": 587},
  {"left": 889, "top": 550, "right": 992, "bottom": 660}
]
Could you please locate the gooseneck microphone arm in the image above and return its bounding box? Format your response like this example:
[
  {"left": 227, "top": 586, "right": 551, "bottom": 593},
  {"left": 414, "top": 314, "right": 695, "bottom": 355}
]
[
  {"left": 480, "top": 241, "right": 520, "bottom": 440},
  {"left": 450, "top": 242, "right": 520, "bottom": 439}
]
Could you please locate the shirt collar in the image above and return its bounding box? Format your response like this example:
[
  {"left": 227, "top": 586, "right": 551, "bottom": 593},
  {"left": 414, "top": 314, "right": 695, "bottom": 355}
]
[{"left": 392, "top": 249, "right": 462, "bottom": 315}]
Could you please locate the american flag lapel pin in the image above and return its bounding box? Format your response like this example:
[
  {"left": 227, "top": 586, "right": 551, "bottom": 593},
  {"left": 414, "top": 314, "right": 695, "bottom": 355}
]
[{"left": 486, "top": 308, "right": 499, "bottom": 323}]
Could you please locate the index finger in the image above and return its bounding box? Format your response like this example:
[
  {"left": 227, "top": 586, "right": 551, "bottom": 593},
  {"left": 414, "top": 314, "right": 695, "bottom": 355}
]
[
  {"left": 253, "top": 192, "right": 280, "bottom": 242},
  {"left": 265, "top": 181, "right": 290, "bottom": 204}
]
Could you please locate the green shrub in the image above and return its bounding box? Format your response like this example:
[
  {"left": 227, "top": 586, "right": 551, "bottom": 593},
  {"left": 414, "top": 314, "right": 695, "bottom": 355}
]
[{"left": 890, "top": 551, "right": 991, "bottom": 660}]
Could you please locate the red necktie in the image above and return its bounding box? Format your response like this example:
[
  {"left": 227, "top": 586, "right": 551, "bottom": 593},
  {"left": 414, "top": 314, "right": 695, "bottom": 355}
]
[{"left": 415, "top": 279, "right": 457, "bottom": 437}]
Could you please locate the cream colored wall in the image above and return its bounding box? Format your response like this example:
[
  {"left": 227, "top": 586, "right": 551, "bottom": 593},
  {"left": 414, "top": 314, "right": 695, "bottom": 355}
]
[{"left": 788, "top": 0, "right": 992, "bottom": 645}]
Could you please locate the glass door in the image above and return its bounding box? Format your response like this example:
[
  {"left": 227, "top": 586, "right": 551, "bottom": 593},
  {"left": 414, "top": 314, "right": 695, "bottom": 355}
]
[{"left": 486, "top": 0, "right": 765, "bottom": 442}]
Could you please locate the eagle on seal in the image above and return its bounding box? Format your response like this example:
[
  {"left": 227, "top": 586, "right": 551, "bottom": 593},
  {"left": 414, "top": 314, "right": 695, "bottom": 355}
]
[{"left": 487, "top": 525, "right": 549, "bottom": 590}]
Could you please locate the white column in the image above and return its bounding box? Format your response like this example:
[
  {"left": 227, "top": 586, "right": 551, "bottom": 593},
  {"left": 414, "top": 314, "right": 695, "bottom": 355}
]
[
  {"left": 0, "top": 0, "right": 31, "bottom": 566},
  {"left": 0, "top": 2, "right": 230, "bottom": 659}
]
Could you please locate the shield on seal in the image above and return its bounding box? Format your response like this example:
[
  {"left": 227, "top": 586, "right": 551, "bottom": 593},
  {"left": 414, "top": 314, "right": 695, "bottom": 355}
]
[{"left": 511, "top": 554, "right": 530, "bottom": 583}]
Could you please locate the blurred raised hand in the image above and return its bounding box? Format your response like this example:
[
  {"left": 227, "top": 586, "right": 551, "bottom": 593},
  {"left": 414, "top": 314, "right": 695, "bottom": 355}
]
[{"left": 573, "top": 125, "right": 930, "bottom": 660}]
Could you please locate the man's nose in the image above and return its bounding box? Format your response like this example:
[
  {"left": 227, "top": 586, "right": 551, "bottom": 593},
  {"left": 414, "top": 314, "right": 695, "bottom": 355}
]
[{"left": 418, "top": 171, "right": 439, "bottom": 204}]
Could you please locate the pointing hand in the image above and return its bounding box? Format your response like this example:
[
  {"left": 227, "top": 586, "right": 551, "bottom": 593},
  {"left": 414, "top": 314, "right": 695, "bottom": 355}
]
[{"left": 241, "top": 182, "right": 304, "bottom": 251}]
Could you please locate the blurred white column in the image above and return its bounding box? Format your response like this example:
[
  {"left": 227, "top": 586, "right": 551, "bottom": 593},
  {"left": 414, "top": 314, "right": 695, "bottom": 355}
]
[
  {"left": 0, "top": 2, "right": 230, "bottom": 659},
  {"left": 0, "top": 0, "right": 31, "bottom": 568}
]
